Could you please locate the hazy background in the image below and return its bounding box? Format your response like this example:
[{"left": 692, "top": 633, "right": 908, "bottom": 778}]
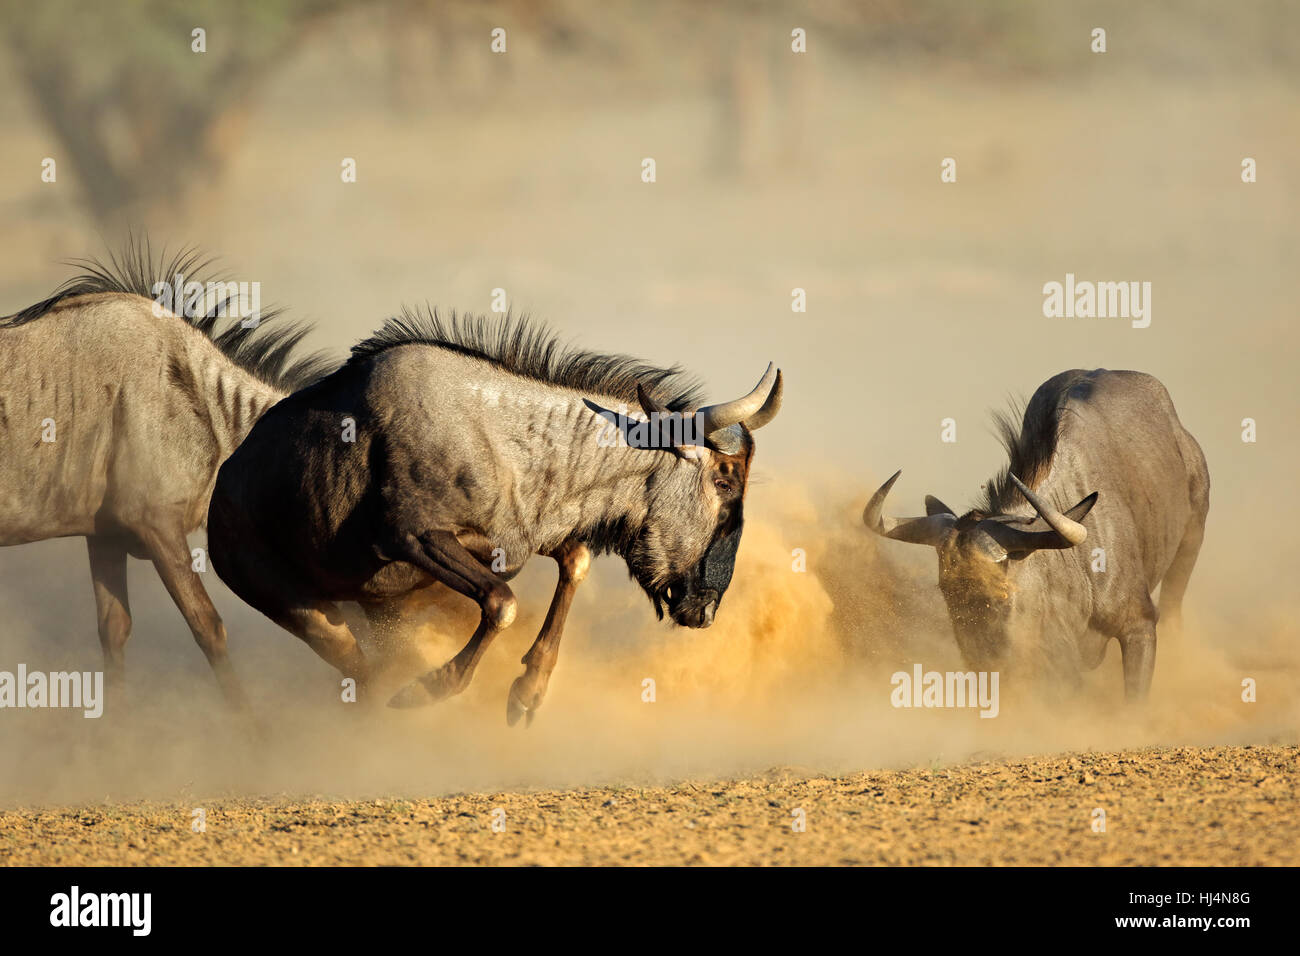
[{"left": 0, "top": 0, "right": 1296, "bottom": 805}]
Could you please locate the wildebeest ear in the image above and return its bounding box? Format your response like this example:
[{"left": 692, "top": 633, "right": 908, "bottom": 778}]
[
  {"left": 969, "top": 529, "right": 1009, "bottom": 563},
  {"left": 636, "top": 383, "right": 716, "bottom": 458},
  {"left": 636, "top": 383, "right": 668, "bottom": 418},
  {"left": 633, "top": 383, "right": 698, "bottom": 458},
  {"left": 1063, "top": 492, "right": 1099, "bottom": 523},
  {"left": 925, "top": 495, "right": 956, "bottom": 517},
  {"left": 705, "top": 423, "right": 746, "bottom": 456}
]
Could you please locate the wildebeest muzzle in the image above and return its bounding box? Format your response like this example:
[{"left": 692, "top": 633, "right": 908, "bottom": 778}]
[{"left": 662, "top": 517, "right": 742, "bottom": 628}]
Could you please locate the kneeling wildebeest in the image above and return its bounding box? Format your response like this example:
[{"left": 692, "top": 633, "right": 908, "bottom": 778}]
[
  {"left": 208, "top": 311, "right": 783, "bottom": 724},
  {"left": 864, "top": 369, "right": 1208, "bottom": 699},
  {"left": 0, "top": 242, "right": 331, "bottom": 708}
]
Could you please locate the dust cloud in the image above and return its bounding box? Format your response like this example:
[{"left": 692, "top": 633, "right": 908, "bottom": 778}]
[{"left": 1, "top": 476, "right": 1295, "bottom": 808}]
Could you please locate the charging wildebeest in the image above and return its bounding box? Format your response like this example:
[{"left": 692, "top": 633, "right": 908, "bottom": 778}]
[
  {"left": 0, "top": 242, "right": 332, "bottom": 707},
  {"left": 207, "top": 311, "right": 783, "bottom": 724},
  {"left": 864, "top": 369, "right": 1208, "bottom": 699}
]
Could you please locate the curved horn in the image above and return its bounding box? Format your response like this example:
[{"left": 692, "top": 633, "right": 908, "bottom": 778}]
[
  {"left": 1008, "top": 474, "right": 1092, "bottom": 546},
  {"left": 697, "top": 363, "right": 779, "bottom": 438},
  {"left": 742, "top": 369, "right": 783, "bottom": 430},
  {"left": 863, "top": 470, "right": 955, "bottom": 547}
]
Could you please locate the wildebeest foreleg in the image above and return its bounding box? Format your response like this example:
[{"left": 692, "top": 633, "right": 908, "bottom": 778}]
[
  {"left": 1157, "top": 522, "right": 1205, "bottom": 638},
  {"left": 506, "top": 541, "right": 590, "bottom": 727},
  {"left": 87, "top": 536, "right": 132, "bottom": 699},
  {"left": 387, "top": 530, "right": 518, "bottom": 708},
  {"left": 138, "top": 526, "right": 250, "bottom": 712},
  {"left": 272, "top": 602, "right": 371, "bottom": 687},
  {"left": 1119, "top": 624, "right": 1157, "bottom": 700}
]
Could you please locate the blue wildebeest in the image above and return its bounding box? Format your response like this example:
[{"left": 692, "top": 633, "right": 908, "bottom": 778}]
[
  {"left": 0, "top": 242, "right": 332, "bottom": 706},
  {"left": 207, "top": 311, "right": 783, "bottom": 724},
  {"left": 864, "top": 369, "right": 1208, "bottom": 699}
]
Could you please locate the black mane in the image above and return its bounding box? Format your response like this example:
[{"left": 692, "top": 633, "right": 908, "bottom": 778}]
[
  {"left": 976, "top": 370, "right": 1094, "bottom": 514},
  {"left": 350, "top": 306, "right": 705, "bottom": 410},
  {"left": 0, "top": 238, "right": 335, "bottom": 392}
]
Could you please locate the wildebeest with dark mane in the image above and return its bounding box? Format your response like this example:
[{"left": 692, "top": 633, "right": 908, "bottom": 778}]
[
  {"left": 0, "top": 241, "right": 332, "bottom": 708},
  {"left": 864, "top": 369, "right": 1208, "bottom": 699},
  {"left": 207, "top": 310, "right": 783, "bottom": 724}
]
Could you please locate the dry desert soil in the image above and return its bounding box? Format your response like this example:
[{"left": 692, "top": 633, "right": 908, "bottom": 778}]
[{"left": 2, "top": 744, "right": 1295, "bottom": 866}]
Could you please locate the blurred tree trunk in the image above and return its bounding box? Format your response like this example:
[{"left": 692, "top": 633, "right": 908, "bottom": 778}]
[{"left": 4, "top": 0, "right": 349, "bottom": 228}]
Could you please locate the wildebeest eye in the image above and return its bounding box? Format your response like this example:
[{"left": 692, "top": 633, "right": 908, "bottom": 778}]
[{"left": 714, "top": 478, "right": 734, "bottom": 495}]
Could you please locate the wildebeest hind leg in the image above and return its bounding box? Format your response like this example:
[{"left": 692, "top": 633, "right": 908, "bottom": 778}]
[
  {"left": 387, "top": 530, "right": 517, "bottom": 708},
  {"left": 507, "top": 541, "right": 590, "bottom": 727}
]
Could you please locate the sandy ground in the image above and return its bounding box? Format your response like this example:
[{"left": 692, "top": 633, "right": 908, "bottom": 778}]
[{"left": 2, "top": 745, "right": 1293, "bottom": 866}]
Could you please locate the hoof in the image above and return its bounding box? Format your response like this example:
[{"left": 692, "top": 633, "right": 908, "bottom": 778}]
[{"left": 506, "top": 678, "right": 537, "bottom": 728}]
